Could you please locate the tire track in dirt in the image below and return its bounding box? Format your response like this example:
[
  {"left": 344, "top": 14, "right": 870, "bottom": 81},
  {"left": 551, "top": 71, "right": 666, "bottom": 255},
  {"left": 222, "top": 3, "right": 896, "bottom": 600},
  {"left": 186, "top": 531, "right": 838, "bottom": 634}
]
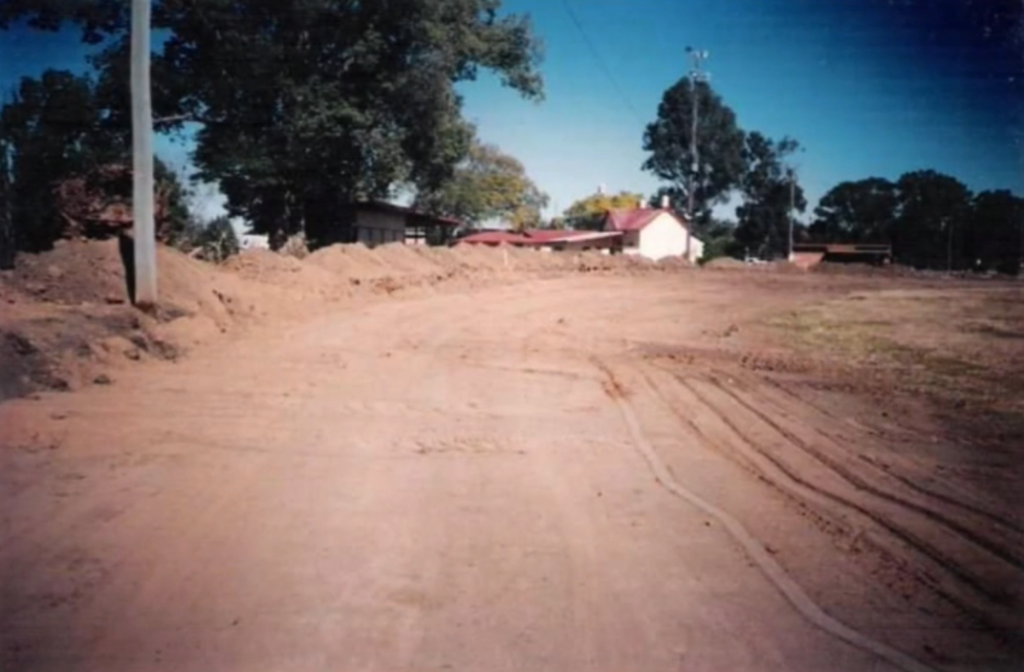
[
  {"left": 646, "top": 367, "right": 992, "bottom": 604},
  {"left": 707, "top": 371, "right": 1024, "bottom": 573},
  {"left": 591, "top": 358, "right": 939, "bottom": 672},
  {"left": 642, "top": 364, "right": 1020, "bottom": 641},
  {"left": 760, "top": 376, "right": 1024, "bottom": 536}
]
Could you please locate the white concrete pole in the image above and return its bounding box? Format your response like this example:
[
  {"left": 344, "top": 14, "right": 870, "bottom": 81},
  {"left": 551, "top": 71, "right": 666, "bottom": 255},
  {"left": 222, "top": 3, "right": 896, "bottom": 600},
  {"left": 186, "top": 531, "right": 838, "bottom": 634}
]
[{"left": 131, "top": 0, "right": 157, "bottom": 307}]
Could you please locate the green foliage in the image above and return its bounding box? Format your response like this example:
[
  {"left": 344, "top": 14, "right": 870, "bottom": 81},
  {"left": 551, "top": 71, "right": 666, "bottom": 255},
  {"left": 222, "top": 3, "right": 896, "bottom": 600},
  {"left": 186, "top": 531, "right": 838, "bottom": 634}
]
[
  {"left": 4, "top": 0, "right": 545, "bottom": 248},
  {"left": 0, "top": 70, "right": 121, "bottom": 251},
  {"left": 195, "top": 216, "right": 240, "bottom": 263},
  {"left": 810, "top": 178, "right": 898, "bottom": 243},
  {"left": 810, "top": 172, "right": 1022, "bottom": 273},
  {"left": 563, "top": 191, "right": 644, "bottom": 231},
  {"left": 0, "top": 0, "right": 128, "bottom": 43},
  {"left": 153, "top": 160, "right": 194, "bottom": 245},
  {"left": 0, "top": 69, "right": 192, "bottom": 255},
  {"left": 0, "top": 137, "right": 13, "bottom": 269},
  {"left": 734, "top": 133, "right": 806, "bottom": 259},
  {"left": 415, "top": 137, "right": 549, "bottom": 230},
  {"left": 696, "top": 218, "right": 738, "bottom": 264},
  {"left": 967, "top": 190, "right": 1024, "bottom": 274},
  {"left": 893, "top": 170, "right": 972, "bottom": 270},
  {"left": 642, "top": 79, "right": 745, "bottom": 225}
]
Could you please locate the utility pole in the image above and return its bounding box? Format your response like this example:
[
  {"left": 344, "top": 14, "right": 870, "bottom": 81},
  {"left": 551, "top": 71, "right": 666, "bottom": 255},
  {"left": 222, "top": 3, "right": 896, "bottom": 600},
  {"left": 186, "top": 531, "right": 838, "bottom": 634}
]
[
  {"left": 131, "top": 0, "right": 157, "bottom": 307},
  {"left": 1018, "top": 204, "right": 1023, "bottom": 275},
  {"left": 788, "top": 168, "right": 796, "bottom": 262},
  {"left": 685, "top": 46, "right": 709, "bottom": 262},
  {"left": 946, "top": 219, "right": 954, "bottom": 275}
]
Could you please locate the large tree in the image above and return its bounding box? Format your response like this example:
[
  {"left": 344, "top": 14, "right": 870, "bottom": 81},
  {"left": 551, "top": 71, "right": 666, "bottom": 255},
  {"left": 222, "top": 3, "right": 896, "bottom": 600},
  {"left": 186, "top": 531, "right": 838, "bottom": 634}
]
[
  {"left": 0, "top": 70, "right": 192, "bottom": 254},
  {"left": 734, "top": 132, "right": 806, "bottom": 259},
  {"left": 4, "top": 0, "right": 546, "bottom": 249},
  {"left": 0, "top": 136, "right": 13, "bottom": 269},
  {"left": 414, "top": 137, "right": 548, "bottom": 230},
  {"left": 894, "top": 170, "right": 973, "bottom": 270},
  {"left": 965, "top": 190, "right": 1024, "bottom": 274},
  {"left": 0, "top": 70, "right": 124, "bottom": 252},
  {"left": 809, "top": 178, "right": 899, "bottom": 244},
  {"left": 562, "top": 191, "right": 644, "bottom": 231},
  {"left": 641, "top": 79, "right": 745, "bottom": 229}
]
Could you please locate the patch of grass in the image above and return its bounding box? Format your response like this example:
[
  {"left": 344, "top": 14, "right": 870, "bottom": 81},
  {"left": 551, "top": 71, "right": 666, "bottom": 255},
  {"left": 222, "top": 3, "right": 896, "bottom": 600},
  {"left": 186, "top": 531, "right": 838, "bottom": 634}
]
[{"left": 769, "top": 294, "right": 1022, "bottom": 409}]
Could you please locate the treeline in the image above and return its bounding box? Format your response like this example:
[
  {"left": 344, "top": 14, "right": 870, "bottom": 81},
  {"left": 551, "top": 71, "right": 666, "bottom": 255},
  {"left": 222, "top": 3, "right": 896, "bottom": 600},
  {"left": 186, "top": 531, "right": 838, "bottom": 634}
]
[
  {"left": 0, "top": 0, "right": 544, "bottom": 261},
  {"left": 0, "top": 70, "right": 238, "bottom": 267},
  {"left": 625, "top": 65, "right": 1021, "bottom": 274},
  {"left": 808, "top": 172, "right": 1023, "bottom": 274}
]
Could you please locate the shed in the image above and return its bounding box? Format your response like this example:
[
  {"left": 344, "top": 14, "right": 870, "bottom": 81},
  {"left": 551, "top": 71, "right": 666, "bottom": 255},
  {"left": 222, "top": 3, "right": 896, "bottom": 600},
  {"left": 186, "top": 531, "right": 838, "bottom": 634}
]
[
  {"left": 791, "top": 243, "right": 892, "bottom": 268},
  {"left": 317, "top": 202, "right": 464, "bottom": 248}
]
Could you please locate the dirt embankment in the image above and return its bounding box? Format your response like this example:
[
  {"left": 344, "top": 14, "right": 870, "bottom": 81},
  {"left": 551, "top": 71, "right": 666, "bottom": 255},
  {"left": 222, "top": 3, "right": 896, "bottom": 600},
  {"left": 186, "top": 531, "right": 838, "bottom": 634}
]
[{"left": 0, "top": 241, "right": 670, "bottom": 402}]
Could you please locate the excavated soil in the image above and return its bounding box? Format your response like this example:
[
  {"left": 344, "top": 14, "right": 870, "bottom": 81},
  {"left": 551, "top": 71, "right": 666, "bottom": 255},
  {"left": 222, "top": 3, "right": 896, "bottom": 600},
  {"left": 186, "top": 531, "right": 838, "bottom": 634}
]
[{"left": 1, "top": 242, "right": 1022, "bottom": 672}]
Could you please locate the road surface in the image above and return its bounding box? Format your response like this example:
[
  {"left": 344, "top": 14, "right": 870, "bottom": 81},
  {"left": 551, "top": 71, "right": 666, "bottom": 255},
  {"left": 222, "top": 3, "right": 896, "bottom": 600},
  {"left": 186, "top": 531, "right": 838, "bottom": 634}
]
[{"left": 0, "top": 276, "right": 981, "bottom": 671}]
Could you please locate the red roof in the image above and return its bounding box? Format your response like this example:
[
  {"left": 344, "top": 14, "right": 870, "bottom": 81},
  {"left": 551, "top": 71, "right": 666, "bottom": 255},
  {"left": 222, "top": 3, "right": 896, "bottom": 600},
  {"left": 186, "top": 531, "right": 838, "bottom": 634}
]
[
  {"left": 459, "top": 229, "right": 623, "bottom": 246},
  {"left": 605, "top": 208, "right": 687, "bottom": 232},
  {"left": 458, "top": 231, "right": 526, "bottom": 245}
]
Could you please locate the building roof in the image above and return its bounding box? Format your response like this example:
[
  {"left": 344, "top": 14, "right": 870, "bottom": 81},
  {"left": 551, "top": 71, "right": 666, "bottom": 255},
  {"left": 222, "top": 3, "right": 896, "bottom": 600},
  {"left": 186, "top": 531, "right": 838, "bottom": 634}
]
[
  {"left": 459, "top": 229, "right": 623, "bottom": 246},
  {"left": 458, "top": 231, "right": 526, "bottom": 245},
  {"left": 349, "top": 201, "right": 464, "bottom": 227},
  {"left": 605, "top": 208, "right": 687, "bottom": 232},
  {"left": 793, "top": 243, "right": 892, "bottom": 255}
]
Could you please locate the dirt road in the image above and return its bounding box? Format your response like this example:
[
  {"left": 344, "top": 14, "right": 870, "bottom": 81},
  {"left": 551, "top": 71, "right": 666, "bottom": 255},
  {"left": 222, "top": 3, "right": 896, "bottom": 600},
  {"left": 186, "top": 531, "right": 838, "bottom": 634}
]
[{"left": 1, "top": 275, "right": 1019, "bottom": 671}]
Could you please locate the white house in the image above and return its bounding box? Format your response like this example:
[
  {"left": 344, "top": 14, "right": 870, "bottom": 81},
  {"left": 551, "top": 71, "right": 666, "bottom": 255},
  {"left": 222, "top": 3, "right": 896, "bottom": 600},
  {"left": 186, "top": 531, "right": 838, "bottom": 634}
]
[{"left": 603, "top": 202, "right": 703, "bottom": 262}]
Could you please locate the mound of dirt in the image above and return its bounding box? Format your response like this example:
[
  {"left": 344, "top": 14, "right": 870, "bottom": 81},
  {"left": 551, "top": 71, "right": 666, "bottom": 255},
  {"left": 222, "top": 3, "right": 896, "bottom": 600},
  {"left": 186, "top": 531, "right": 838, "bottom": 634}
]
[
  {"left": 656, "top": 256, "right": 695, "bottom": 270},
  {"left": 224, "top": 249, "right": 343, "bottom": 296},
  {"left": 768, "top": 261, "right": 807, "bottom": 274},
  {"left": 448, "top": 244, "right": 507, "bottom": 272},
  {"left": 0, "top": 239, "right": 287, "bottom": 401},
  {"left": 2, "top": 238, "right": 135, "bottom": 305},
  {"left": 410, "top": 246, "right": 470, "bottom": 274},
  {"left": 372, "top": 243, "right": 443, "bottom": 277},
  {"left": 703, "top": 257, "right": 748, "bottom": 270},
  {"left": 307, "top": 243, "right": 394, "bottom": 281},
  {"left": 0, "top": 238, "right": 685, "bottom": 403}
]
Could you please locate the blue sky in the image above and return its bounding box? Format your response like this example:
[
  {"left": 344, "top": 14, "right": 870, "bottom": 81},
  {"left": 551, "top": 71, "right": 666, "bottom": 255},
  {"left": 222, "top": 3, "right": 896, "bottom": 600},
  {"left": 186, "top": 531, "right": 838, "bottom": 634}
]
[{"left": 2, "top": 0, "right": 1021, "bottom": 222}]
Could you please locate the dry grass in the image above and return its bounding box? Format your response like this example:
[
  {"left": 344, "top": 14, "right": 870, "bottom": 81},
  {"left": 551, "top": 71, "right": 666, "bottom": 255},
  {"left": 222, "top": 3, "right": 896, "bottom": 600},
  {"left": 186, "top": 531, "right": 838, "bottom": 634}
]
[{"left": 770, "top": 286, "right": 1024, "bottom": 414}]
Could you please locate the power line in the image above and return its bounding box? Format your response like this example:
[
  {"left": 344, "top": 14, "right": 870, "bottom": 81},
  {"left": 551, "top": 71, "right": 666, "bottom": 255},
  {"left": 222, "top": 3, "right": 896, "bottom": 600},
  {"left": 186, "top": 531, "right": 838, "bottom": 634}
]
[{"left": 559, "top": 0, "right": 645, "bottom": 125}]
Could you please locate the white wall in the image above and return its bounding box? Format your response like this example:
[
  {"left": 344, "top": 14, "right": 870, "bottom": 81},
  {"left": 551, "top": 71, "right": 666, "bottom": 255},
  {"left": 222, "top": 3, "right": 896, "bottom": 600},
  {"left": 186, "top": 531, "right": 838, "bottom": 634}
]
[
  {"left": 240, "top": 234, "right": 269, "bottom": 250},
  {"left": 631, "top": 212, "right": 703, "bottom": 262}
]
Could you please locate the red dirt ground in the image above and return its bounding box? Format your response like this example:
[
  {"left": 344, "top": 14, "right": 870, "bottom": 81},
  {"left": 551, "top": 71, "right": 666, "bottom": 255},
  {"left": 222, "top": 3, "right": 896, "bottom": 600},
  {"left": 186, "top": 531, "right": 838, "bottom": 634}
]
[{"left": 1, "top": 243, "right": 1022, "bottom": 671}]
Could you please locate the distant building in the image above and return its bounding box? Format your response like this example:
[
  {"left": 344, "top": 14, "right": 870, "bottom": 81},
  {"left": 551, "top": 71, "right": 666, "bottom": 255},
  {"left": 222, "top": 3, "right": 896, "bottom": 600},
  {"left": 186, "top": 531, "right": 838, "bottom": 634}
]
[
  {"left": 316, "top": 202, "right": 464, "bottom": 248},
  {"left": 790, "top": 243, "right": 892, "bottom": 268},
  {"left": 240, "top": 234, "right": 270, "bottom": 251},
  {"left": 603, "top": 205, "right": 703, "bottom": 262}
]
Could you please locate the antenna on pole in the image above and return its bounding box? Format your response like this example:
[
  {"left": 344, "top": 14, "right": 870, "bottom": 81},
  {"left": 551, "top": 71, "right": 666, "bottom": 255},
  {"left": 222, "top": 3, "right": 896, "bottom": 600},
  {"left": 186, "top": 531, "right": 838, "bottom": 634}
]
[
  {"left": 684, "top": 46, "right": 710, "bottom": 262},
  {"left": 131, "top": 0, "right": 157, "bottom": 308}
]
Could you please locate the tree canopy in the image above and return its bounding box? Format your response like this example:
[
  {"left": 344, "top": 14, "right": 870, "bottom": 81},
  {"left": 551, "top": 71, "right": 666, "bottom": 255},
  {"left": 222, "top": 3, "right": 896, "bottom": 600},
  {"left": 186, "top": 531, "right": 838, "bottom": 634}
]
[
  {"left": 0, "top": 69, "right": 190, "bottom": 256},
  {"left": 734, "top": 132, "right": 806, "bottom": 259},
  {"left": 642, "top": 79, "right": 745, "bottom": 228},
  {"left": 809, "top": 178, "right": 899, "bottom": 244},
  {"left": 414, "top": 137, "right": 548, "bottom": 231},
  {"left": 809, "top": 171, "right": 1023, "bottom": 273},
  {"left": 562, "top": 191, "right": 644, "bottom": 231},
  {"left": 3, "top": 0, "right": 546, "bottom": 249}
]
